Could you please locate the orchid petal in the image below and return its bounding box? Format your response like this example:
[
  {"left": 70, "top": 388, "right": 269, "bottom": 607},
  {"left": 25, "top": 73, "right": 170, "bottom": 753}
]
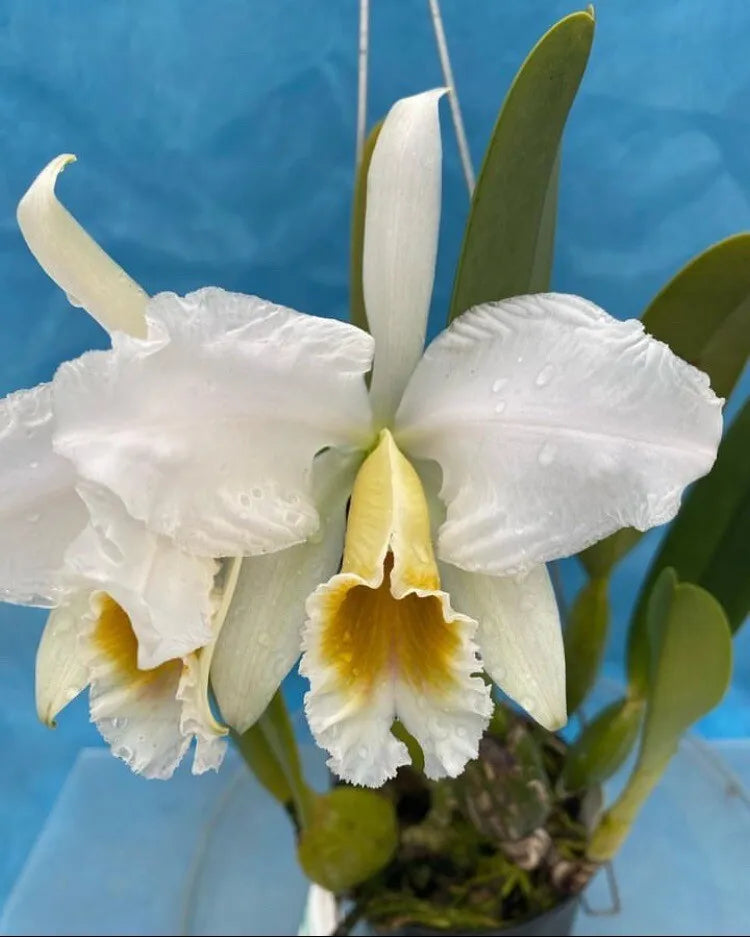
[
  {"left": 35, "top": 592, "right": 92, "bottom": 726},
  {"left": 178, "top": 645, "right": 228, "bottom": 775},
  {"left": 301, "top": 431, "right": 491, "bottom": 787},
  {"left": 0, "top": 383, "right": 88, "bottom": 606},
  {"left": 65, "top": 483, "right": 217, "bottom": 669},
  {"left": 364, "top": 90, "right": 444, "bottom": 425},
  {"left": 52, "top": 288, "right": 374, "bottom": 557},
  {"left": 211, "top": 450, "right": 358, "bottom": 733},
  {"left": 17, "top": 155, "right": 148, "bottom": 338},
  {"left": 440, "top": 563, "right": 566, "bottom": 730},
  {"left": 85, "top": 594, "right": 190, "bottom": 779},
  {"left": 396, "top": 294, "right": 723, "bottom": 574}
]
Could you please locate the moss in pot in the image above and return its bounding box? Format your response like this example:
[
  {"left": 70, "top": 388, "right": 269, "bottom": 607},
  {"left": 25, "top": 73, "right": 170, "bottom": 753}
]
[{"left": 350, "top": 711, "right": 597, "bottom": 936}]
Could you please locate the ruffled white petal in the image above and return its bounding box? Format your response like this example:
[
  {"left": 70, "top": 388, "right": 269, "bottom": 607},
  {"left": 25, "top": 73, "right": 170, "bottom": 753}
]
[
  {"left": 440, "top": 563, "right": 566, "bottom": 730},
  {"left": 0, "top": 383, "right": 88, "bottom": 605},
  {"left": 178, "top": 647, "right": 227, "bottom": 775},
  {"left": 364, "top": 90, "right": 445, "bottom": 425},
  {"left": 81, "top": 593, "right": 225, "bottom": 778},
  {"left": 84, "top": 594, "right": 190, "bottom": 779},
  {"left": 64, "top": 482, "right": 217, "bottom": 669},
  {"left": 396, "top": 294, "right": 723, "bottom": 574},
  {"left": 17, "top": 155, "right": 148, "bottom": 338},
  {"left": 35, "top": 592, "right": 92, "bottom": 726},
  {"left": 211, "top": 450, "right": 358, "bottom": 733},
  {"left": 301, "top": 431, "right": 491, "bottom": 787},
  {"left": 52, "top": 288, "right": 374, "bottom": 557}
]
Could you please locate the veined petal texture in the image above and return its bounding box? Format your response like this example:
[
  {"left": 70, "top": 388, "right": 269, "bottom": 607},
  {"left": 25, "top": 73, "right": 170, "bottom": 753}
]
[
  {"left": 396, "top": 293, "right": 723, "bottom": 574},
  {"left": 52, "top": 288, "right": 375, "bottom": 557}
]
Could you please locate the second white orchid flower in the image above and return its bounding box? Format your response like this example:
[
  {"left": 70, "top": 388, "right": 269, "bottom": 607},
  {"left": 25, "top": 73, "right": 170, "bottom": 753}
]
[{"left": 2, "top": 91, "right": 721, "bottom": 787}]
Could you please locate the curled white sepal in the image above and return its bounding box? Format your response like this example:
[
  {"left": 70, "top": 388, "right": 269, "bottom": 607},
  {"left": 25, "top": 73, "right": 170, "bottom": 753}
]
[{"left": 17, "top": 154, "right": 148, "bottom": 337}]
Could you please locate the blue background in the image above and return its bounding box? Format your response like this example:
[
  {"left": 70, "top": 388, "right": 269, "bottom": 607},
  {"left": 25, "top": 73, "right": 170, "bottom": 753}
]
[{"left": 0, "top": 0, "right": 748, "bottom": 915}]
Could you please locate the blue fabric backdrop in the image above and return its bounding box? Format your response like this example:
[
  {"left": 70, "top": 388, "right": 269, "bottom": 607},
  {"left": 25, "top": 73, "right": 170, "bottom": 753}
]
[{"left": 0, "top": 0, "right": 748, "bottom": 912}]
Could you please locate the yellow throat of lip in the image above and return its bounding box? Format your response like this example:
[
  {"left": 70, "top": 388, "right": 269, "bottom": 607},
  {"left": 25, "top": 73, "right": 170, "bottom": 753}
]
[{"left": 319, "top": 429, "right": 462, "bottom": 694}]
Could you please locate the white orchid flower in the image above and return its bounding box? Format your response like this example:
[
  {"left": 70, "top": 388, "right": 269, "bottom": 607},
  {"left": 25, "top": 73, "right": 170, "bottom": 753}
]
[
  {"left": 3, "top": 156, "right": 232, "bottom": 777},
  {"left": 3, "top": 92, "right": 722, "bottom": 788}
]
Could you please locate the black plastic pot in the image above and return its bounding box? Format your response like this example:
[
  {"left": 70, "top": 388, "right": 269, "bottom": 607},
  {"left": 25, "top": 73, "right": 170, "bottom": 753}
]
[{"left": 365, "top": 895, "right": 579, "bottom": 937}]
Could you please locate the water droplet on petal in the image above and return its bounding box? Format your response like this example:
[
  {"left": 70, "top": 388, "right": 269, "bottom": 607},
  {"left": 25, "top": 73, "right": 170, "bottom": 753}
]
[
  {"left": 29, "top": 460, "right": 39, "bottom": 470},
  {"left": 535, "top": 364, "right": 555, "bottom": 387},
  {"left": 251, "top": 487, "right": 263, "bottom": 499},
  {"left": 456, "top": 725, "right": 467, "bottom": 738},
  {"left": 257, "top": 632, "right": 270, "bottom": 647},
  {"left": 358, "top": 745, "right": 368, "bottom": 759},
  {"left": 494, "top": 400, "right": 507, "bottom": 415},
  {"left": 26, "top": 513, "right": 40, "bottom": 524},
  {"left": 492, "top": 378, "right": 508, "bottom": 393},
  {"left": 521, "top": 696, "right": 535, "bottom": 713},
  {"left": 538, "top": 442, "right": 556, "bottom": 466}
]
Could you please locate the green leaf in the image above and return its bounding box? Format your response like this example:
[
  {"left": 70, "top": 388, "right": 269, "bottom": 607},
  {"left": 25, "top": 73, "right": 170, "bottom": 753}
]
[
  {"left": 579, "top": 233, "right": 750, "bottom": 578},
  {"left": 588, "top": 570, "right": 732, "bottom": 861},
  {"left": 642, "top": 232, "right": 750, "bottom": 400},
  {"left": 297, "top": 787, "right": 398, "bottom": 892},
  {"left": 564, "top": 577, "right": 610, "bottom": 714},
  {"left": 392, "top": 720, "right": 424, "bottom": 773},
  {"left": 349, "top": 122, "right": 382, "bottom": 332},
  {"left": 448, "top": 9, "right": 594, "bottom": 321},
  {"left": 233, "top": 724, "right": 293, "bottom": 810},
  {"left": 463, "top": 727, "right": 552, "bottom": 842},
  {"left": 628, "top": 401, "right": 750, "bottom": 692},
  {"left": 578, "top": 528, "right": 642, "bottom": 579},
  {"left": 234, "top": 690, "right": 314, "bottom": 828},
  {"left": 560, "top": 698, "right": 644, "bottom": 792}
]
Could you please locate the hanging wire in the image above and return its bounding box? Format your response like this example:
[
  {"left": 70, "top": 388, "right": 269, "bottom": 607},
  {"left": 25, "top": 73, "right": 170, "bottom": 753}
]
[
  {"left": 426, "top": 0, "right": 476, "bottom": 196},
  {"left": 355, "top": 0, "right": 370, "bottom": 167}
]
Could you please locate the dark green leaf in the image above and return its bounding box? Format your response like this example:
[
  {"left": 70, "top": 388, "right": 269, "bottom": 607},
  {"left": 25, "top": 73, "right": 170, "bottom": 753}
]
[
  {"left": 298, "top": 787, "right": 398, "bottom": 892},
  {"left": 589, "top": 571, "right": 732, "bottom": 860},
  {"left": 560, "top": 698, "right": 643, "bottom": 792},
  {"left": 392, "top": 720, "right": 424, "bottom": 773},
  {"left": 642, "top": 232, "right": 750, "bottom": 399},
  {"left": 448, "top": 9, "right": 594, "bottom": 321},
  {"left": 578, "top": 529, "right": 642, "bottom": 579},
  {"left": 350, "top": 122, "right": 382, "bottom": 332},
  {"left": 628, "top": 402, "right": 750, "bottom": 691},
  {"left": 564, "top": 577, "right": 610, "bottom": 714}
]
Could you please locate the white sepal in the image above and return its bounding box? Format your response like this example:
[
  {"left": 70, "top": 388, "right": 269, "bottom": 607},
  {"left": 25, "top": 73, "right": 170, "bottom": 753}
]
[{"left": 17, "top": 155, "right": 148, "bottom": 337}]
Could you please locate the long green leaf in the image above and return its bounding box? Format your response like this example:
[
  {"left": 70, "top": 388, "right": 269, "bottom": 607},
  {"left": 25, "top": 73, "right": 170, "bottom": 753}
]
[
  {"left": 580, "top": 234, "right": 750, "bottom": 578},
  {"left": 350, "top": 122, "right": 382, "bottom": 332},
  {"left": 628, "top": 401, "right": 750, "bottom": 691},
  {"left": 564, "top": 577, "right": 610, "bottom": 714},
  {"left": 588, "top": 571, "right": 732, "bottom": 861},
  {"left": 560, "top": 697, "right": 644, "bottom": 792},
  {"left": 642, "top": 232, "right": 750, "bottom": 399},
  {"left": 234, "top": 690, "right": 314, "bottom": 829},
  {"left": 448, "top": 10, "right": 594, "bottom": 321}
]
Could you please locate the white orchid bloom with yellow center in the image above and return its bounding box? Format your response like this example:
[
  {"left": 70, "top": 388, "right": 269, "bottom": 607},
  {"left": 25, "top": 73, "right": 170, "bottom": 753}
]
[
  {"left": 2, "top": 91, "right": 721, "bottom": 788},
  {"left": 2, "top": 156, "right": 229, "bottom": 777}
]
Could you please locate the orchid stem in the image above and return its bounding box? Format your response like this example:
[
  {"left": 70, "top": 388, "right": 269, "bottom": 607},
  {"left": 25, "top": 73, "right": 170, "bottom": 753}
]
[
  {"left": 257, "top": 690, "right": 316, "bottom": 830},
  {"left": 234, "top": 689, "right": 315, "bottom": 831}
]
